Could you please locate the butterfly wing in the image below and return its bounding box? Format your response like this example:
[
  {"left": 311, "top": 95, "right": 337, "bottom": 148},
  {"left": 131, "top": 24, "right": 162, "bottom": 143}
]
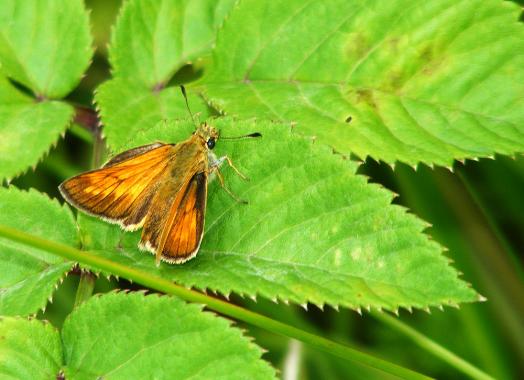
[
  {"left": 139, "top": 171, "right": 207, "bottom": 264},
  {"left": 59, "top": 143, "right": 174, "bottom": 230}
]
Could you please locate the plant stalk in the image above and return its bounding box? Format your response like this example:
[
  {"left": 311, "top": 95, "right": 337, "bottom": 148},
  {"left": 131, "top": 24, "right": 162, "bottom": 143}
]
[
  {"left": 0, "top": 224, "right": 430, "bottom": 380},
  {"left": 373, "top": 312, "right": 494, "bottom": 380},
  {"left": 73, "top": 270, "right": 96, "bottom": 308}
]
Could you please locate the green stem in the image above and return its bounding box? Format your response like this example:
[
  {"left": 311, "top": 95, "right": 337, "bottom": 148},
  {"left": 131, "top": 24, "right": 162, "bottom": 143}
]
[
  {"left": 73, "top": 270, "right": 96, "bottom": 308},
  {"left": 373, "top": 313, "right": 494, "bottom": 380},
  {"left": 457, "top": 171, "right": 524, "bottom": 282},
  {"left": 0, "top": 224, "right": 429, "bottom": 380},
  {"left": 70, "top": 106, "right": 102, "bottom": 308},
  {"left": 69, "top": 123, "right": 93, "bottom": 144}
]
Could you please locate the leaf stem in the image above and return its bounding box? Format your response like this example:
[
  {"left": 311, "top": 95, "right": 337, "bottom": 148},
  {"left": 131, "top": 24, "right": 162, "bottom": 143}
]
[
  {"left": 456, "top": 170, "right": 524, "bottom": 282},
  {"left": 73, "top": 106, "right": 100, "bottom": 134},
  {"left": 69, "top": 124, "right": 93, "bottom": 144},
  {"left": 72, "top": 105, "right": 105, "bottom": 167},
  {"left": 372, "top": 312, "right": 494, "bottom": 380},
  {"left": 73, "top": 270, "right": 96, "bottom": 308},
  {"left": 0, "top": 224, "right": 430, "bottom": 380}
]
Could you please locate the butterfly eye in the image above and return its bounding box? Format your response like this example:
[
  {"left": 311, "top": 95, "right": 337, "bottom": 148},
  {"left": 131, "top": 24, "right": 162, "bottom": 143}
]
[{"left": 207, "top": 138, "right": 215, "bottom": 149}]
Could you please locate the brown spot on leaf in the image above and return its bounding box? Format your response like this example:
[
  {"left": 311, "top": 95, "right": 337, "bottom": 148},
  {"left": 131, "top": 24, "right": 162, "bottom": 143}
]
[
  {"left": 418, "top": 43, "right": 445, "bottom": 76},
  {"left": 345, "top": 32, "right": 370, "bottom": 59},
  {"left": 387, "top": 37, "right": 401, "bottom": 53},
  {"left": 355, "top": 89, "right": 377, "bottom": 109},
  {"left": 419, "top": 45, "right": 434, "bottom": 62}
]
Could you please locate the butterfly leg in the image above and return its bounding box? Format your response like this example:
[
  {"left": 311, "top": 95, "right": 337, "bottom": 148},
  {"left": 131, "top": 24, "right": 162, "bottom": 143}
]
[
  {"left": 212, "top": 166, "right": 248, "bottom": 204},
  {"left": 211, "top": 155, "right": 249, "bottom": 181}
]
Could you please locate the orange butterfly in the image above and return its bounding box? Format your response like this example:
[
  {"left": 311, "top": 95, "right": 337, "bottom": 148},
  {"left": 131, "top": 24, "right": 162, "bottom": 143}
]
[{"left": 60, "top": 88, "right": 259, "bottom": 265}]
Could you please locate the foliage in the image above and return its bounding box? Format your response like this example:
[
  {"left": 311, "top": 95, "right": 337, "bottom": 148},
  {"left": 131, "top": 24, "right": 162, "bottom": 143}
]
[
  {"left": 200, "top": 0, "right": 524, "bottom": 167},
  {"left": 80, "top": 119, "right": 478, "bottom": 311},
  {"left": 0, "top": 188, "right": 76, "bottom": 316},
  {"left": 0, "top": 0, "right": 523, "bottom": 378},
  {"left": 0, "top": 0, "right": 92, "bottom": 180},
  {"left": 0, "top": 292, "right": 276, "bottom": 380}
]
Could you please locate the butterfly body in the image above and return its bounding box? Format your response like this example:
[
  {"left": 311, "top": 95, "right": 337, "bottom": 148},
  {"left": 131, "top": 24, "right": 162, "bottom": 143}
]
[{"left": 60, "top": 123, "right": 222, "bottom": 264}]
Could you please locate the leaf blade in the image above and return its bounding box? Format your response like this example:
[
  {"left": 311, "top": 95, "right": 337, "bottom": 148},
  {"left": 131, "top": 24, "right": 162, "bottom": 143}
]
[
  {"left": 96, "top": 0, "right": 237, "bottom": 150},
  {"left": 200, "top": 0, "right": 524, "bottom": 166},
  {"left": 0, "top": 317, "right": 62, "bottom": 380},
  {"left": 95, "top": 78, "right": 209, "bottom": 152},
  {"left": 0, "top": 77, "right": 74, "bottom": 180},
  {"left": 80, "top": 119, "right": 478, "bottom": 311},
  {"left": 0, "top": 0, "right": 93, "bottom": 98},
  {"left": 0, "top": 188, "right": 77, "bottom": 316},
  {"left": 61, "top": 292, "right": 276, "bottom": 379},
  {"left": 109, "top": 0, "right": 237, "bottom": 87}
]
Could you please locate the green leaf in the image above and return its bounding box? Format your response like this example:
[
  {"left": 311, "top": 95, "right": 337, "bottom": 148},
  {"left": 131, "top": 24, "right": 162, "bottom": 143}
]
[
  {"left": 61, "top": 292, "right": 276, "bottom": 379},
  {"left": 0, "top": 317, "right": 62, "bottom": 380},
  {"left": 199, "top": 0, "right": 524, "bottom": 166},
  {"left": 0, "top": 0, "right": 93, "bottom": 99},
  {"left": 0, "top": 187, "right": 77, "bottom": 316},
  {"left": 96, "top": 78, "right": 210, "bottom": 152},
  {"left": 0, "top": 77, "right": 74, "bottom": 180},
  {"left": 0, "top": 294, "right": 275, "bottom": 379},
  {"left": 109, "top": 0, "right": 237, "bottom": 87},
  {"left": 96, "top": 0, "right": 236, "bottom": 151},
  {"left": 79, "top": 119, "right": 478, "bottom": 311},
  {"left": 0, "top": 0, "right": 93, "bottom": 180},
  {"left": 0, "top": 225, "right": 444, "bottom": 379}
]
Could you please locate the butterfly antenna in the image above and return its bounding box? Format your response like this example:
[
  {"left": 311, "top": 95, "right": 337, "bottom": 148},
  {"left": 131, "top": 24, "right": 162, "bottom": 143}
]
[
  {"left": 221, "top": 132, "right": 262, "bottom": 140},
  {"left": 180, "top": 85, "right": 198, "bottom": 129}
]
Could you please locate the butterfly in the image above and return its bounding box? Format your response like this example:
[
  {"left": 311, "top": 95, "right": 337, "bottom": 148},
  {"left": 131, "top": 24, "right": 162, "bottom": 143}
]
[{"left": 59, "top": 87, "right": 260, "bottom": 265}]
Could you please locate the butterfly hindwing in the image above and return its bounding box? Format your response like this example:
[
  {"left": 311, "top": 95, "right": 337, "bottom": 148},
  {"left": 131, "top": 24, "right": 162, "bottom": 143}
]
[
  {"left": 139, "top": 171, "right": 207, "bottom": 263},
  {"left": 59, "top": 143, "right": 174, "bottom": 230}
]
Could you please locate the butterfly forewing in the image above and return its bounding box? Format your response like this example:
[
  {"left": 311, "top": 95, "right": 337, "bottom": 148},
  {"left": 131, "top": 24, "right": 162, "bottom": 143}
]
[{"left": 59, "top": 143, "right": 174, "bottom": 230}]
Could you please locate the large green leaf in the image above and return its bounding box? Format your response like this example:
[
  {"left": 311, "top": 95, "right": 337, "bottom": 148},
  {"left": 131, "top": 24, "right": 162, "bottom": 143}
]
[
  {"left": 0, "top": 317, "right": 62, "bottom": 380},
  {"left": 199, "top": 0, "right": 524, "bottom": 167},
  {"left": 0, "top": 188, "right": 77, "bottom": 316},
  {"left": 0, "top": 293, "right": 275, "bottom": 379},
  {"left": 96, "top": 0, "right": 236, "bottom": 151},
  {"left": 78, "top": 119, "right": 478, "bottom": 311},
  {"left": 0, "top": 0, "right": 92, "bottom": 99},
  {"left": 61, "top": 292, "right": 275, "bottom": 379},
  {"left": 0, "top": 0, "right": 93, "bottom": 180},
  {"left": 0, "top": 77, "right": 73, "bottom": 180}
]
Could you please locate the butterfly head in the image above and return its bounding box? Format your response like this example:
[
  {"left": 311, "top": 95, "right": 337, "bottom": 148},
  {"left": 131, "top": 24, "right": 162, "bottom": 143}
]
[{"left": 195, "top": 123, "right": 219, "bottom": 150}]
